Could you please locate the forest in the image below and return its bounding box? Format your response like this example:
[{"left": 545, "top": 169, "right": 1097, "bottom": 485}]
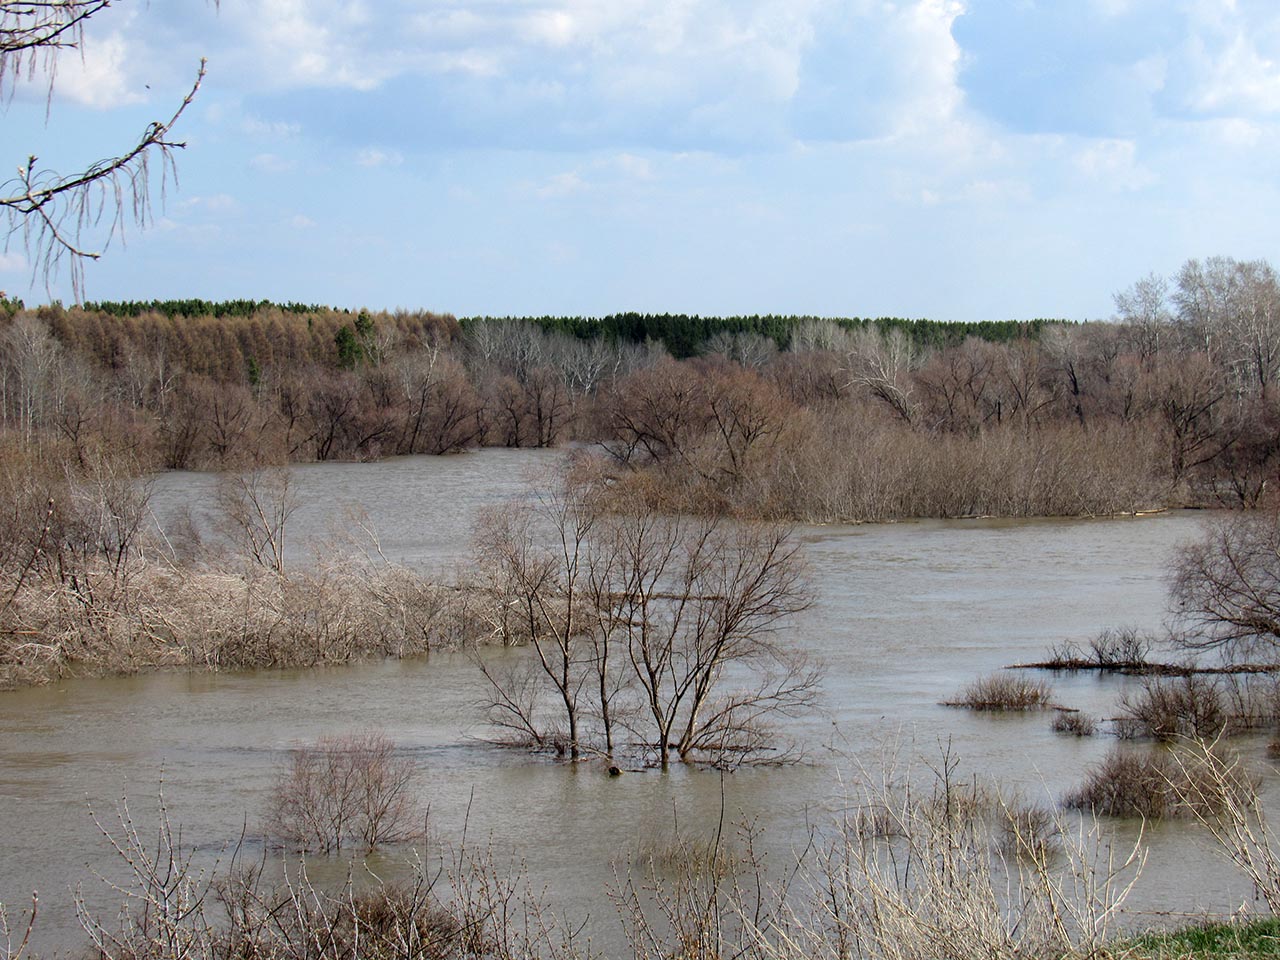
[{"left": 0, "top": 254, "right": 1276, "bottom": 523}]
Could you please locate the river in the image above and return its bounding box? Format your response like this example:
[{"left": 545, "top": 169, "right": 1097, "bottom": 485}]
[{"left": 0, "top": 448, "right": 1264, "bottom": 952}]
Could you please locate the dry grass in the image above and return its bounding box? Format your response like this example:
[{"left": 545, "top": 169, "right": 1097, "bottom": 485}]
[
  {"left": 2, "top": 750, "right": 1148, "bottom": 960},
  {"left": 949, "top": 672, "right": 1054, "bottom": 711},
  {"left": 0, "top": 557, "right": 488, "bottom": 687}
]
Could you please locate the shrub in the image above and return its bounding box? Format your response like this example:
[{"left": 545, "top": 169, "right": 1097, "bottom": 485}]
[
  {"left": 996, "top": 799, "right": 1060, "bottom": 862},
  {"left": 1065, "top": 745, "right": 1249, "bottom": 819},
  {"left": 1115, "top": 675, "right": 1227, "bottom": 741},
  {"left": 1065, "top": 749, "right": 1179, "bottom": 818},
  {"left": 951, "top": 673, "right": 1053, "bottom": 711},
  {"left": 267, "top": 730, "right": 421, "bottom": 853},
  {"left": 1051, "top": 710, "right": 1096, "bottom": 736},
  {"left": 1088, "top": 626, "right": 1152, "bottom": 667}
]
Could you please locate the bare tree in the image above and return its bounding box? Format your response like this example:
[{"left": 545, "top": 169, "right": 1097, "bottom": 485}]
[
  {"left": 470, "top": 477, "right": 816, "bottom": 768},
  {"left": 1114, "top": 271, "right": 1172, "bottom": 365},
  {"left": 844, "top": 327, "right": 920, "bottom": 425},
  {"left": 1, "top": 2, "right": 210, "bottom": 297},
  {"left": 472, "top": 485, "right": 596, "bottom": 759},
  {"left": 215, "top": 467, "right": 296, "bottom": 575},
  {"left": 1171, "top": 513, "right": 1280, "bottom": 656}
]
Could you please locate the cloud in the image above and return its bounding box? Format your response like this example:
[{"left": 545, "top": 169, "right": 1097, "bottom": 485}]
[
  {"left": 0, "top": 252, "right": 27, "bottom": 273},
  {"left": 1074, "top": 139, "right": 1156, "bottom": 190},
  {"left": 290, "top": 214, "right": 317, "bottom": 229},
  {"left": 55, "top": 31, "right": 147, "bottom": 109},
  {"left": 356, "top": 147, "right": 404, "bottom": 167},
  {"left": 177, "top": 193, "right": 240, "bottom": 213},
  {"left": 535, "top": 172, "right": 587, "bottom": 199},
  {"left": 955, "top": 0, "right": 1280, "bottom": 136},
  {"left": 242, "top": 115, "right": 303, "bottom": 139},
  {"left": 250, "top": 153, "right": 296, "bottom": 174}
]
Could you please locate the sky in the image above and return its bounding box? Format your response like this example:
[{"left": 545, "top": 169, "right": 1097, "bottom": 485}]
[{"left": 2, "top": 0, "right": 1278, "bottom": 320}]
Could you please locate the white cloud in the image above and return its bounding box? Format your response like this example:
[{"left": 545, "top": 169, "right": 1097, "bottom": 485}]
[
  {"left": 250, "top": 153, "right": 296, "bottom": 174},
  {"left": 356, "top": 148, "right": 404, "bottom": 167},
  {"left": 1188, "top": 31, "right": 1280, "bottom": 114},
  {"left": 175, "top": 194, "right": 240, "bottom": 219},
  {"left": 55, "top": 31, "right": 146, "bottom": 108},
  {"left": 0, "top": 251, "right": 27, "bottom": 272},
  {"left": 536, "top": 172, "right": 587, "bottom": 198},
  {"left": 242, "top": 116, "right": 303, "bottom": 139},
  {"left": 290, "top": 214, "right": 317, "bottom": 229},
  {"left": 887, "top": 0, "right": 967, "bottom": 136},
  {"left": 1074, "top": 139, "right": 1155, "bottom": 189}
]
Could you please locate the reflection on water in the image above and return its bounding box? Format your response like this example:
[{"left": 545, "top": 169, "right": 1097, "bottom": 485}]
[{"left": 0, "top": 450, "right": 1265, "bottom": 951}]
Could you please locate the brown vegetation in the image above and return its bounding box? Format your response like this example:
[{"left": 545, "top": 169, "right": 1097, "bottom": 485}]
[
  {"left": 1051, "top": 710, "right": 1096, "bottom": 736},
  {"left": 470, "top": 475, "right": 818, "bottom": 768},
  {"left": 4, "top": 751, "right": 1145, "bottom": 960},
  {"left": 4, "top": 256, "right": 1280, "bottom": 525},
  {"left": 1171, "top": 514, "right": 1280, "bottom": 656},
  {"left": 0, "top": 444, "right": 481, "bottom": 688},
  {"left": 267, "top": 731, "right": 421, "bottom": 853},
  {"left": 948, "top": 673, "right": 1054, "bottom": 711},
  {"left": 1064, "top": 744, "right": 1252, "bottom": 819},
  {"left": 1115, "top": 675, "right": 1230, "bottom": 741}
]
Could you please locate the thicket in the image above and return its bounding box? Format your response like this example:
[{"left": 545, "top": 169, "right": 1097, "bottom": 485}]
[
  {"left": 1, "top": 255, "right": 1278, "bottom": 522},
  {"left": 0, "top": 447, "right": 480, "bottom": 688}
]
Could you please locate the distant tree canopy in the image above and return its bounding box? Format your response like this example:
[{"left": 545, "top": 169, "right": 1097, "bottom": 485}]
[
  {"left": 461, "top": 313, "right": 1065, "bottom": 358},
  {"left": 83, "top": 299, "right": 337, "bottom": 319}
]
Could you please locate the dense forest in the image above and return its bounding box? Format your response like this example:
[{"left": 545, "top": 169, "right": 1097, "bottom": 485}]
[{"left": 0, "top": 255, "right": 1277, "bottom": 523}]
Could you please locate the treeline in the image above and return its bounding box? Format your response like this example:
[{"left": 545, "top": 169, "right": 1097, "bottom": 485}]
[
  {"left": 0, "top": 256, "right": 1277, "bottom": 519},
  {"left": 465, "top": 312, "right": 1061, "bottom": 358}
]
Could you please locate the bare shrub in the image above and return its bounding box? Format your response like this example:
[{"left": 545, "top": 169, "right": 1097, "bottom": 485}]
[
  {"left": 1115, "top": 675, "right": 1227, "bottom": 741},
  {"left": 214, "top": 468, "right": 297, "bottom": 575},
  {"left": 1089, "top": 626, "right": 1152, "bottom": 667},
  {"left": 1065, "top": 744, "right": 1248, "bottom": 819},
  {"left": 950, "top": 672, "right": 1053, "bottom": 710},
  {"left": 631, "top": 833, "right": 743, "bottom": 881},
  {"left": 1051, "top": 710, "right": 1096, "bottom": 736},
  {"left": 60, "top": 791, "right": 585, "bottom": 960},
  {"left": 267, "top": 731, "right": 421, "bottom": 853},
  {"left": 1064, "top": 749, "right": 1180, "bottom": 818},
  {"left": 642, "top": 760, "right": 1144, "bottom": 960},
  {"left": 1166, "top": 739, "right": 1280, "bottom": 913}
]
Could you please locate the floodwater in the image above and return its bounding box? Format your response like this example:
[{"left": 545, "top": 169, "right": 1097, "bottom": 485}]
[{"left": 0, "top": 448, "right": 1266, "bottom": 953}]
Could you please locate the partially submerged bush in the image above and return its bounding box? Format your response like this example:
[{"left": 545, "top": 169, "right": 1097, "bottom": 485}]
[
  {"left": 631, "top": 833, "right": 743, "bottom": 880},
  {"left": 951, "top": 673, "right": 1053, "bottom": 711},
  {"left": 1065, "top": 749, "right": 1180, "bottom": 819},
  {"left": 267, "top": 730, "right": 422, "bottom": 853},
  {"left": 1115, "top": 675, "right": 1227, "bottom": 741},
  {"left": 1042, "top": 628, "right": 1154, "bottom": 671},
  {"left": 1051, "top": 710, "right": 1096, "bottom": 737},
  {"left": 1064, "top": 745, "right": 1251, "bottom": 819},
  {"left": 1089, "top": 626, "right": 1153, "bottom": 667}
]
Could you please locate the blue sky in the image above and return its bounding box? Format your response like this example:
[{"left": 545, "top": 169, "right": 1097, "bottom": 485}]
[{"left": 2, "top": 0, "right": 1278, "bottom": 320}]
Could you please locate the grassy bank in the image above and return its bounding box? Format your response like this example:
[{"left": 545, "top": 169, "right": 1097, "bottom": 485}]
[{"left": 1119, "top": 918, "right": 1280, "bottom": 959}]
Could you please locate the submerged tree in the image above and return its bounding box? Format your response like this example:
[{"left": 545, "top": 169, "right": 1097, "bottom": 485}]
[
  {"left": 471, "top": 475, "right": 817, "bottom": 768},
  {"left": 1171, "top": 513, "right": 1280, "bottom": 656}
]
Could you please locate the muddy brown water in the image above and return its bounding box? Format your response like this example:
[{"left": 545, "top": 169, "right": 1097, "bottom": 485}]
[{"left": 0, "top": 449, "right": 1266, "bottom": 952}]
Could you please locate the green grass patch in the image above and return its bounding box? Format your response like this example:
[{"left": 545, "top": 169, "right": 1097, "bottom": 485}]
[{"left": 1119, "top": 918, "right": 1280, "bottom": 959}]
